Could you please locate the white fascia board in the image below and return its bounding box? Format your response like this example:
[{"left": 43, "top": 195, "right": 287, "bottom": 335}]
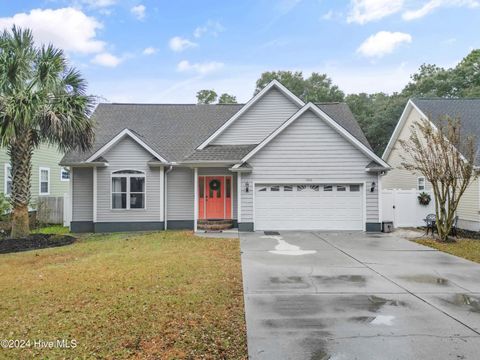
[
  {"left": 382, "top": 99, "right": 431, "bottom": 160},
  {"left": 196, "top": 80, "right": 304, "bottom": 150},
  {"left": 86, "top": 128, "right": 168, "bottom": 163},
  {"left": 240, "top": 103, "right": 390, "bottom": 168}
]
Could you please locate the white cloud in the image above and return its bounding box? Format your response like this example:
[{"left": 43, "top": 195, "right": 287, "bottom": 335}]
[
  {"left": 402, "top": 0, "right": 479, "bottom": 20},
  {"left": 143, "top": 47, "right": 157, "bottom": 55},
  {"left": 130, "top": 4, "right": 146, "bottom": 20},
  {"left": 91, "top": 52, "right": 122, "bottom": 67},
  {"left": 322, "top": 10, "right": 334, "bottom": 20},
  {"left": 193, "top": 20, "right": 225, "bottom": 38},
  {"left": 81, "top": 0, "right": 116, "bottom": 8},
  {"left": 0, "top": 7, "right": 105, "bottom": 54},
  {"left": 347, "top": 0, "right": 404, "bottom": 24},
  {"left": 169, "top": 36, "right": 197, "bottom": 52},
  {"left": 357, "top": 31, "right": 412, "bottom": 57},
  {"left": 176, "top": 60, "right": 224, "bottom": 75},
  {"left": 276, "top": 0, "right": 302, "bottom": 15}
]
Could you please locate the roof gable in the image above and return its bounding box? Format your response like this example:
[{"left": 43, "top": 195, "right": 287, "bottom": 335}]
[
  {"left": 239, "top": 103, "right": 389, "bottom": 168},
  {"left": 197, "top": 80, "right": 304, "bottom": 149}
]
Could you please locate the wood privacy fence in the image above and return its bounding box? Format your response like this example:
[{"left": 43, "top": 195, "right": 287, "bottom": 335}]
[{"left": 37, "top": 196, "right": 64, "bottom": 224}]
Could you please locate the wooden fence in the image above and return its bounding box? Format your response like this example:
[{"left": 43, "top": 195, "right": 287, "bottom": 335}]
[{"left": 37, "top": 196, "right": 64, "bottom": 225}]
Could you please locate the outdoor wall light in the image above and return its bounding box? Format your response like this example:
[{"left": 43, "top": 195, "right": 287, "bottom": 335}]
[
  {"left": 245, "top": 182, "right": 250, "bottom": 193},
  {"left": 370, "top": 182, "right": 376, "bottom": 192}
]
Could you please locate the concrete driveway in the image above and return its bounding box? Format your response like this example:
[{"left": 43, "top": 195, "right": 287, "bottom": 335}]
[{"left": 240, "top": 231, "right": 480, "bottom": 359}]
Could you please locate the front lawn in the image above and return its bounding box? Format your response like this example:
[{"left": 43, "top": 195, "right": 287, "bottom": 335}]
[
  {"left": 0, "top": 231, "right": 246, "bottom": 359},
  {"left": 415, "top": 238, "right": 480, "bottom": 264}
]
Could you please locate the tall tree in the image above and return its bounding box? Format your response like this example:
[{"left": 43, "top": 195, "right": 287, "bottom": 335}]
[
  {"left": 0, "top": 27, "right": 95, "bottom": 238},
  {"left": 218, "top": 93, "right": 237, "bottom": 104},
  {"left": 196, "top": 89, "right": 217, "bottom": 104},
  {"left": 399, "top": 117, "right": 477, "bottom": 241},
  {"left": 255, "top": 71, "right": 344, "bottom": 102},
  {"left": 304, "top": 72, "right": 344, "bottom": 103}
]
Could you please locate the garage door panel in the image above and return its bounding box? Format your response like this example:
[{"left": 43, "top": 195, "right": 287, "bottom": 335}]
[{"left": 255, "top": 184, "right": 363, "bottom": 231}]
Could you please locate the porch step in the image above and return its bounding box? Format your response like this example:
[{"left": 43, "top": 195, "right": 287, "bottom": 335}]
[{"left": 197, "top": 219, "right": 234, "bottom": 231}]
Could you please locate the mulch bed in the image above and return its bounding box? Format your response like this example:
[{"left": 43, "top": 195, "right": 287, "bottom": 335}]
[{"left": 0, "top": 234, "right": 76, "bottom": 254}]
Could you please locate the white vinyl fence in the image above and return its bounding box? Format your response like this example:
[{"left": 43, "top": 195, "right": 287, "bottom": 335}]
[
  {"left": 382, "top": 189, "right": 435, "bottom": 228},
  {"left": 63, "top": 192, "right": 72, "bottom": 227}
]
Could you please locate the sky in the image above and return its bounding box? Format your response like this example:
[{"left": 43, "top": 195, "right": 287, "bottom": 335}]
[{"left": 1, "top": 0, "right": 479, "bottom": 103}]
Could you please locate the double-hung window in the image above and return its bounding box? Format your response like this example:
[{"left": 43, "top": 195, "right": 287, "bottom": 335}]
[
  {"left": 417, "top": 177, "right": 426, "bottom": 191},
  {"left": 39, "top": 167, "right": 50, "bottom": 195},
  {"left": 111, "top": 170, "right": 146, "bottom": 209}
]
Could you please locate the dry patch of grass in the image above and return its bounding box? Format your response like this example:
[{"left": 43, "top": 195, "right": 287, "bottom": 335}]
[
  {"left": 0, "top": 231, "right": 246, "bottom": 359},
  {"left": 415, "top": 237, "right": 480, "bottom": 264}
]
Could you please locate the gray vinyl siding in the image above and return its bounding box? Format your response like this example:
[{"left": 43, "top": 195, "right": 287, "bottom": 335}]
[
  {"left": 212, "top": 88, "right": 300, "bottom": 145},
  {"left": 72, "top": 167, "right": 93, "bottom": 221},
  {"left": 96, "top": 137, "right": 161, "bottom": 222},
  {"left": 198, "top": 167, "right": 237, "bottom": 219},
  {"left": 240, "top": 109, "right": 379, "bottom": 223},
  {"left": 167, "top": 167, "right": 194, "bottom": 220}
]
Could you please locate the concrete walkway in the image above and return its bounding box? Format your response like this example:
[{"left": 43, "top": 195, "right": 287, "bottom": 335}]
[{"left": 240, "top": 231, "right": 480, "bottom": 359}]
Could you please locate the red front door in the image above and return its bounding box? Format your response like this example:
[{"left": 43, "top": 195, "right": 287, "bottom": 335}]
[{"left": 198, "top": 176, "right": 232, "bottom": 220}]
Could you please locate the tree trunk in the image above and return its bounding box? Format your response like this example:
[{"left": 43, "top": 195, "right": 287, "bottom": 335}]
[{"left": 8, "top": 134, "right": 34, "bottom": 238}]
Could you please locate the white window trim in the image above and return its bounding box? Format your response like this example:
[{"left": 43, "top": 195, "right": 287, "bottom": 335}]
[
  {"left": 39, "top": 167, "right": 50, "bottom": 195},
  {"left": 60, "top": 167, "right": 70, "bottom": 182},
  {"left": 110, "top": 170, "right": 147, "bottom": 210},
  {"left": 417, "top": 176, "right": 426, "bottom": 191},
  {"left": 4, "top": 163, "right": 11, "bottom": 196}
]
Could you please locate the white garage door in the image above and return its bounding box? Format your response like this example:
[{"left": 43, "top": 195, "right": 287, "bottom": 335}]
[{"left": 255, "top": 184, "right": 364, "bottom": 231}]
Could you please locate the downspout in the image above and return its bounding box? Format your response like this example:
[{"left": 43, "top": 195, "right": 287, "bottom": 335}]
[{"left": 164, "top": 165, "right": 174, "bottom": 230}]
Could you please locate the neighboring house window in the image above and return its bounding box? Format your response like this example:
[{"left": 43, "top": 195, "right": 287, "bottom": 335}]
[
  {"left": 111, "top": 170, "right": 145, "bottom": 210},
  {"left": 417, "top": 177, "right": 426, "bottom": 191},
  {"left": 4, "top": 164, "right": 12, "bottom": 196},
  {"left": 39, "top": 167, "right": 50, "bottom": 195},
  {"left": 60, "top": 167, "right": 70, "bottom": 181}
]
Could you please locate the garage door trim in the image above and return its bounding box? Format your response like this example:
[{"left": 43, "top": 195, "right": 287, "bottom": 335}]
[{"left": 252, "top": 181, "right": 367, "bottom": 231}]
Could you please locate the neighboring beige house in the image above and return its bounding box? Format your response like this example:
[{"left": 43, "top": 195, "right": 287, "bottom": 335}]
[{"left": 382, "top": 98, "right": 480, "bottom": 231}]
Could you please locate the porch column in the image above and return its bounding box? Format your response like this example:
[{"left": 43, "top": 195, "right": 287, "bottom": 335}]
[
  {"left": 93, "top": 166, "right": 97, "bottom": 223},
  {"left": 237, "top": 172, "right": 242, "bottom": 223},
  {"left": 160, "top": 166, "right": 165, "bottom": 223},
  {"left": 194, "top": 167, "right": 198, "bottom": 232}
]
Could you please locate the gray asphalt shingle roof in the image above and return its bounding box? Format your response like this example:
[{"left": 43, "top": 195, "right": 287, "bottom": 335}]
[
  {"left": 183, "top": 144, "right": 257, "bottom": 162},
  {"left": 61, "top": 101, "right": 372, "bottom": 165},
  {"left": 412, "top": 98, "right": 480, "bottom": 165}
]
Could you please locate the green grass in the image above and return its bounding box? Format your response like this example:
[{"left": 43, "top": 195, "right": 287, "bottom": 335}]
[
  {"left": 0, "top": 231, "right": 246, "bottom": 359},
  {"left": 31, "top": 225, "right": 70, "bottom": 235},
  {"left": 415, "top": 237, "right": 480, "bottom": 263}
]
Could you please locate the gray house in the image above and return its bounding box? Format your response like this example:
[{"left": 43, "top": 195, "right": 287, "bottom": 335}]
[{"left": 61, "top": 80, "right": 390, "bottom": 233}]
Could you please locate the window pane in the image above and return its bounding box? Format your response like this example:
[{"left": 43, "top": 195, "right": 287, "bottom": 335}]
[
  {"left": 112, "top": 193, "right": 127, "bottom": 209},
  {"left": 61, "top": 168, "right": 70, "bottom": 180},
  {"left": 130, "top": 193, "right": 145, "bottom": 208},
  {"left": 271, "top": 186, "right": 280, "bottom": 192},
  {"left": 130, "top": 177, "right": 145, "bottom": 192},
  {"left": 297, "top": 185, "right": 307, "bottom": 191},
  {"left": 310, "top": 185, "right": 320, "bottom": 191},
  {"left": 337, "top": 185, "right": 346, "bottom": 192},
  {"left": 226, "top": 178, "right": 231, "bottom": 198},
  {"left": 41, "top": 182, "right": 48, "bottom": 193},
  {"left": 199, "top": 177, "right": 204, "bottom": 198},
  {"left": 41, "top": 169, "right": 49, "bottom": 182},
  {"left": 6, "top": 181, "right": 11, "bottom": 195},
  {"left": 112, "top": 177, "right": 127, "bottom": 192},
  {"left": 350, "top": 185, "right": 360, "bottom": 192},
  {"left": 284, "top": 185, "right": 293, "bottom": 191},
  {"left": 5, "top": 165, "right": 11, "bottom": 195},
  {"left": 323, "top": 185, "right": 333, "bottom": 191}
]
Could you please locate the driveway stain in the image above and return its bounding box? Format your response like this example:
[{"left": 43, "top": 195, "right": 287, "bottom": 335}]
[
  {"left": 263, "top": 318, "right": 328, "bottom": 329},
  {"left": 313, "top": 275, "right": 367, "bottom": 286},
  {"left": 400, "top": 274, "right": 449, "bottom": 285},
  {"left": 270, "top": 276, "right": 304, "bottom": 284},
  {"left": 335, "top": 295, "right": 407, "bottom": 313},
  {"left": 443, "top": 294, "right": 480, "bottom": 313}
]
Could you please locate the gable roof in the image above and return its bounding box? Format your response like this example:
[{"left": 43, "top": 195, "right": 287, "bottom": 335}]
[
  {"left": 196, "top": 80, "right": 305, "bottom": 149},
  {"left": 238, "top": 103, "right": 389, "bottom": 168},
  {"left": 183, "top": 144, "right": 256, "bottom": 163},
  {"left": 61, "top": 103, "right": 243, "bottom": 165},
  {"left": 382, "top": 98, "right": 480, "bottom": 165}
]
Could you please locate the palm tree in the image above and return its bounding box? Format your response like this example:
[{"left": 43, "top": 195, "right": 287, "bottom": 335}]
[{"left": 0, "top": 27, "right": 95, "bottom": 238}]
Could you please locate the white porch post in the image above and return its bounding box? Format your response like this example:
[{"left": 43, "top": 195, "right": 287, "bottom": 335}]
[
  {"left": 194, "top": 167, "right": 198, "bottom": 232},
  {"left": 237, "top": 172, "right": 242, "bottom": 224},
  {"left": 160, "top": 166, "right": 165, "bottom": 224},
  {"left": 93, "top": 166, "right": 97, "bottom": 223}
]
